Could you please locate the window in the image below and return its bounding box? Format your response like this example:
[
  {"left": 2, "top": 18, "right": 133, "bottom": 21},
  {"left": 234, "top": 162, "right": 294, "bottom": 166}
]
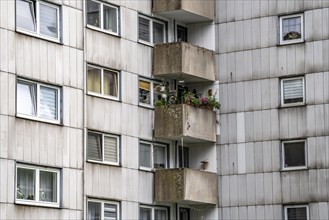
[
  {"left": 87, "top": 131, "right": 120, "bottom": 165},
  {"left": 281, "top": 77, "right": 305, "bottom": 106},
  {"left": 16, "top": 79, "right": 61, "bottom": 123},
  {"left": 140, "top": 205, "right": 168, "bottom": 220},
  {"left": 284, "top": 205, "right": 309, "bottom": 220},
  {"left": 138, "top": 78, "right": 161, "bottom": 107},
  {"left": 87, "top": 199, "right": 120, "bottom": 220},
  {"left": 177, "top": 25, "right": 187, "bottom": 42},
  {"left": 87, "top": 65, "right": 120, "bottom": 100},
  {"left": 139, "top": 141, "right": 167, "bottom": 170},
  {"left": 16, "top": 164, "right": 60, "bottom": 207},
  {"left": 86, "top": 0, "right": 119, "bottom": 35},
  {"left": 282, "top": 140, "right": 307, "bottom": 170},
  {"left": 279, "top": 14, "right": 304, "bottom": 45},
  {"left": 16, "top": 0, "right": 60, "bottom": 41},
  {"left": 138, "top": 15, "right": 166, "bottom": 45}
]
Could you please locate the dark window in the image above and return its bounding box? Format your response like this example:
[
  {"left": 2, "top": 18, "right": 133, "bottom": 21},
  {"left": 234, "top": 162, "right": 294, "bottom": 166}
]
[
  {"left": 283, "top": 141, "right": 306, "bottom": 169},
  {"left": 177, "top": 25, "right": 187, "bottom": 42}
]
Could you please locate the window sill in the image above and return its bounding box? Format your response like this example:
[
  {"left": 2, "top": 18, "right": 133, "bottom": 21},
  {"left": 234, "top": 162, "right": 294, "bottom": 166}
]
[
  {"left": 281, "top": 166, "right": 308, "bottom": 172},
  {"left": 138, "top": 40, "right": 155, "bottom": 47},
  {"left": 87, "top": 159, "right": 121, "bottom": 167},
  {"left": 87, "top": 92, "right": 121, "bottom": 102},
  {"left": 279, "top": 103, "right": 306, "bottom": 108},
  {"left": 16, "top": 29, "right": 62, "bottom": 45},
  {"left": 86, "top": 26, "right": 120, "bottom": 38},
  {"left": 138, "top": 103, "right": 155, "bottom": 110},
  {"left": 15, "top": 200, "right": 60, "bottom": 209},
  {"left": 139, "top": 167, "right": 154, "bottom": 172},
  {"left": 278, "top": 39, "right": 304, "bottom": 46},
  {"left": 16, "top": 114, "right": 62, "bottom": 126}
]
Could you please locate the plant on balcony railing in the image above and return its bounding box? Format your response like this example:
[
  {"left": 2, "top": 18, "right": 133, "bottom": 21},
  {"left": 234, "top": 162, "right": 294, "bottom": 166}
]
[{"left": 155, "top": 85, "right": 220, "bottom": 111}]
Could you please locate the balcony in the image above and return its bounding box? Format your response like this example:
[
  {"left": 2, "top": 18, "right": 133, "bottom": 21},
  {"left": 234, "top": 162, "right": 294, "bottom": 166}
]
[
  {"left": 154, "top": 104, "right": 216, "bottom": 143},
  {"left": 154, "top": 168, "right": 217, "bottom": 205},
  {"left": 152, "top": 0, "right": 214, "bottom": 23},
  {"left": 153, "top": 42, "right": 215, "bottom": 83}
]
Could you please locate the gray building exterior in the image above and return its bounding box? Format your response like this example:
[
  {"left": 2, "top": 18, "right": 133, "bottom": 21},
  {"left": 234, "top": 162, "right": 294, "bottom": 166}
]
[{"left": 0, "top": 0, "right": 328, "bottom": 219}]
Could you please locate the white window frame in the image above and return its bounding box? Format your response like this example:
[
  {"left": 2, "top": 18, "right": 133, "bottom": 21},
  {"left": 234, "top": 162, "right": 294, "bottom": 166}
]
[
  {"left": 87, "top": 131, "right": 120, "bottom": 166},
  {"left": 280, "top": 76, "right": 305, "bottom": 107},
  {"left": 138, "top": 14, "right": 166, "bottom": 46},
  {"left": 87, "top": 64, "right": 120, "bottom": 101},
  {"left": 139, "top": 140, "right": 168, "bottom": 171},
  {"left": 16, "top": 78, "right": 61, "bottom": 124},
  {"left": 86, "top": 0, "right": 119, "bottom": 36},
  {"left": 139, "top": 205, "right": 168, "bottom": 220},
  {"left": 138, "top": 78, "right": 161, "bottom": 108},
  {"left": 284, "top": 205, "right": 309, "bottom": 220},
  {"left": 282, "top": 140, "right": 307, "bottom": 171},
  {"left": 87, "top": 198, "right": 120, "bottom": 220},
  {"left": 15, "top": 164, "right": 60, "bottom": 208},
  {"left": 279, "top": 14, "right": 304, "bottom": 45},
  {"left": 16, "top": 0, "right": 61, "bottom": 42}
]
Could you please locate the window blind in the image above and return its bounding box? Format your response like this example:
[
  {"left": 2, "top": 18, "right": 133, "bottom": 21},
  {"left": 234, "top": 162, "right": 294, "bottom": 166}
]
[
  {"left": 104, "top": 136, "right": 118, "bottom": 162},
  {"left": 88, "top": 133, "right": 102, "bottom": 161},
  {"left": 39, "top": 86, "right": 58, "bottom": 120},
  {"left": 283, "top": 78, "right": 303, "bottom": 104},
  {"left": 104, "top": 203, "right": 117, "bottom": 219},
  {"left": 153, "top": 22, "right": 164, "bottom": 44},
  {"left": 39, "top": 3, "right": 58, "bottom": 38},
  {"left": 287, "top": 207, "right": 307, "bottom": 220},
  {"left": 138, "top": 17, "right": 150, "bottom": 42}
]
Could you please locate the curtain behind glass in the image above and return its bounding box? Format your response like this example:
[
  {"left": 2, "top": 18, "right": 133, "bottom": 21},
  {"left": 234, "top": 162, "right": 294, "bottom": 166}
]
[
  {"left": 139, "top": 143, "right": 151, "bottom": 168},
  {"left": 88, "top": 201, "right": 101, "bottom": 220},
  {"left": 282, "top": 17, "right": 301, "bottom": 39},
  {"left": 87, "top": 133, "right": 102, "bottom": 161},
  {"left": 88, "top": 66, "right": 102, "bottom": 93},
  {"left": 104, "top": 136, "right": 118, "bottom": 163},
  {"left": 16, "top": 0, "right": 36, "bottom": 32},
  {"left": 39, "top": 3, "right": 58, "bottom": 38},
  {"left": 17, "top": 81, "right": 37, "bottom": 116},
  {"left": 17, "top": 168, "right": 35, "bottom": 200},
  {"left": 39, "top": 86, "right": 58, "bottom": 120},
  {"left": 103, "top": 5, "right": 117, "bottom": 33},
  {"left": 87, "top": 0, "right": 100, "bottom": 28},
  {"left": 39, "top": 171, "right": 57, "bottom": 202},
  {"left": 140, "top": 208, "right": 151, "bottom": 220},
  {"left": 153, "top": 145, "right": 166, "bottom": 169},
  {"left": 103, "top": 70, "right": 118, "bottom": 97},
  {"left": 155, "top": 209, "right": 167, "bottom": 220}
]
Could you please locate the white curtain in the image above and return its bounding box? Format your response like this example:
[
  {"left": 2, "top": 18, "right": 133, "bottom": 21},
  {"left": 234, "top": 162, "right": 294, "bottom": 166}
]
[
  {"left": 140, "top": 208, "right": 151, "bottom": 220},
  {"left": 103, "top": 5, "right": 117, "bottom": 33},
  {"left": 283, "top": 17, "right": 301, "bottom": 36},
  {"left": 39, "top": 86, "right": 58, "bottom": 120},
  {"left": 16, "top": 0, "right": 36, "bottom": 32},
  {"left": 139, "top": 143, "right": 151, "bottom": 168},
  {"left": 39, "top": 171, "right": 57, "bottom": 202},
  {"left": 88, "top": 201, "right": 101, "bottom": 220},
  {"left": 17, "top": 81, "right": 37, "bottom": 116},
  {"left": 17, "top": 168, "right": 35, "bottom": 200},
  {"left": 39, "top": 3, "right": 58, "bottom": 38}
]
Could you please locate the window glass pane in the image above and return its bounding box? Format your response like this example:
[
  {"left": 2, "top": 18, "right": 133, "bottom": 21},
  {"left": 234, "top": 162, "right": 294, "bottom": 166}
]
[
  {"left": 39, "top": 3, "right": 58, "bottom": 38},
  {"left": 103, "top": 70, "right": 118, "bottom": 97},
  {"left": 177, "top": 25, "right": 187, "bottom": 42},
  {"left": 17, "top": 168, "right": 36, "bottom": 201},
  {"left": 104, "top": 136, "right": 118, "bottom": 163},
  {"left": 139, "top": 143, "right": 151, "bottom": 168},
  {"left": 39, "top": 171, "right": 57, "bottom": 203},
  {"left": 88, "top": 66, "right": 102, "bottom": 94},
  {"left": 153, "top": 21, "right": 164, "bottom": 44},
  {"left": 138, "top": 17, "right": 150, "bottom": 42},
  {"left": 284, "top": 142, "right": 306, "bottom": 168},
  {"left": 17, "top": 81, "right": 37, "bottom": 116},
  {"left": 154, "top": 145, "right": 166, "bottom": 169},
  {"left": 88, "top": 201, "right": 102, "bottom": 220},
  {"left": 155, "top": 209, "right": 167, "bottom": 220},
  {"left": 283, "top": 78, "right": 304, "bottom": 104},
  {"left": 87, "top": 0, "right": 100, "bottom": 28},
  {"left": 287, "top": 207, "right": 307, "bottom": 220},
  {"left": 88, "top": 132, "right": 102, "bottom": 161},
  {"left": 139, "top": 80, "right": 151, "bottom": 104},
  {"left": 140, "top": 207, "right": 151, "bottom": 220},
  {"left": 153, "top": 83, "right": 161, "bottom": 105},
  {"left": 39, "top": 86, "right": 58, "bottom": 120},
  {"left": 282, "top": 16, "right": 301, "bottom": 41},
  {"left": 103, "top": 5, "right": 117, "bottom": 33},
  {"left": 104, "top": 203, "right": 117, "bottom": 220},
  {"left": 16, "top": 0, "right": 36, "bottom": 32}
]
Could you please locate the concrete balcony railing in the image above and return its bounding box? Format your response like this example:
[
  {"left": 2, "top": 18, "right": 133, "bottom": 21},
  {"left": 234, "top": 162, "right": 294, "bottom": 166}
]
[
  {"left": 153, "top": 42, "right": 215, "bottom": 83},
  {"left": 154, "top": 104, "right": 216, "bottom": 143},
  {"left": 154, "top": 168, "right": 217, "bottom": 205},
  {"left": 152, "top": 0, "right": 214, "bottom": 23}
]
